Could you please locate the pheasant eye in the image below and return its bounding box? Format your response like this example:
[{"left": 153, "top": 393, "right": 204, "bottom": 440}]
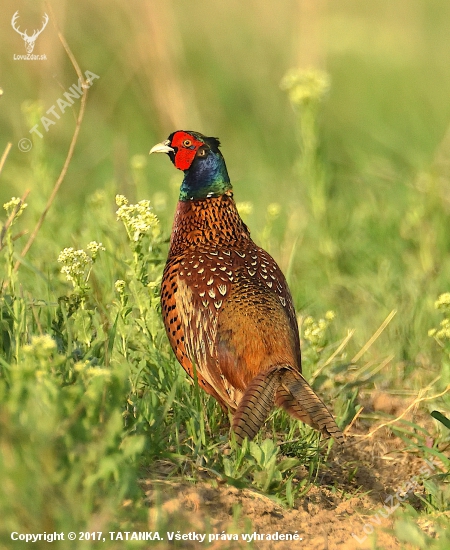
[{"left": 182, "top": 139, "right": 192, "bottom": 147}]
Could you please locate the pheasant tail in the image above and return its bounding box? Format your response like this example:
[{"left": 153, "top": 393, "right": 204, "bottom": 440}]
[
  {"left": 233, "top": 366, "right": 344, "bottom": 445},
  {"left": 278, "top": 369, "right": 345, "bottom": 444},
  {"left": 232, "top": 367, "right": 281, "bottom": 443}
]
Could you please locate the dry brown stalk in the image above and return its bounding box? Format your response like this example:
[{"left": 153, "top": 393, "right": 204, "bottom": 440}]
[
  {"left": 12, "top": 2, "right": 88, "bottom": 277},
  {"left": 351, "top": 310, "right": 397, "bottom": 363},
  {"left": 347, "top": 382, "right": 450, "bottom": 444},
  {"left": 0, "top": 143, "right": 12, "bottom": 177}
]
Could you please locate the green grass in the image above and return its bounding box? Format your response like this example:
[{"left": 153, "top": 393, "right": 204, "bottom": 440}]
[{"left": 1, "top": 1, "right": 450, "bottom": 547}]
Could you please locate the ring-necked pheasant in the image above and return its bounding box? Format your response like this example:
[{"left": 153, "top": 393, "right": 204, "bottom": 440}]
[{"left": 150, "top": 130, "right": 343, "bottom": 445}]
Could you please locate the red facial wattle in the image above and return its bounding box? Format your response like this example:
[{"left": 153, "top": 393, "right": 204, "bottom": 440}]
[{"left": 170, "top": 131, "right": 204, "bottom": 171}]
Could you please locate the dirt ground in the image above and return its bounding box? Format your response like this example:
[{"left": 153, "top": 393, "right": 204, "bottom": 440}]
[{"left": 142, "top": 394, "right": 445, "bottom": 549}]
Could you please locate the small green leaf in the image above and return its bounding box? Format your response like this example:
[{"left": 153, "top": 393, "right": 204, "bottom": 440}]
[{"left": 431, "top": 410, "right": 450, "bottom": 430}]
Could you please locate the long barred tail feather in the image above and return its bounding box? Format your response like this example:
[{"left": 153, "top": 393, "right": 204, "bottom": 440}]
[
  {"left": 232, "top": 365, "right": 344, "bottom": 445},
  {"left": 275, "top": 385, "right": 318, "bottom": 426},
  {"left": 279, "top": 369, "right": 345, "bottom": 444},
  {"left": 232, "top": 367, "right": 280, "bottom": 444}
]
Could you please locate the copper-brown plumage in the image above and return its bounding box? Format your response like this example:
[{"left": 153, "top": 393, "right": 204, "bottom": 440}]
[{"left": 152, "top": 130, "right": 343, "bottom": 445}]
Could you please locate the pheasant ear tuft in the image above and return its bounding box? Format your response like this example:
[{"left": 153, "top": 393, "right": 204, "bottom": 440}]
[{"left": 204, "top": 136, "right": 221, "bottom": 151}]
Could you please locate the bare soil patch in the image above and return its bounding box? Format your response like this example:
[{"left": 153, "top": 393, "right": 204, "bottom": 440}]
[{"left": 141, "top": 399, "right": 442, "bottom": 549}]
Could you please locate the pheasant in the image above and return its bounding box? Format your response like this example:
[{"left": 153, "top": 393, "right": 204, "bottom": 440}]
[{"left": 150, "top": 131, "right": 343, "bottom": 445}]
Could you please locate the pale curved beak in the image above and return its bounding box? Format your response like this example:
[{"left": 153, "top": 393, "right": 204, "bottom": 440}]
[{"left": 149, "top": 140, "right": 174, "bottom": 154}]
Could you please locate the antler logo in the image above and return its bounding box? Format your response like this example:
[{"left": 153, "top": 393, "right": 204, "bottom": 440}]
[{"left": 11, "top": 11, "right": 49, "bottom": 54}]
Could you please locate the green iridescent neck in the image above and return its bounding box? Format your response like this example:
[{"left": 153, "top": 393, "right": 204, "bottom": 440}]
[{"left": 179, "top": 149, "right": 232, "bottom": 201}]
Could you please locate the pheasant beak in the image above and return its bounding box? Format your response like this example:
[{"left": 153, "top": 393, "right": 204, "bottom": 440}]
[{"left": 149, "top": 140, "right": 174, "bottom": 155}]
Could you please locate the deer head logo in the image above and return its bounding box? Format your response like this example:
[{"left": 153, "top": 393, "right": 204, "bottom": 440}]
[{"left": 11, "top": 11, "right": 49, "bottom": 54}]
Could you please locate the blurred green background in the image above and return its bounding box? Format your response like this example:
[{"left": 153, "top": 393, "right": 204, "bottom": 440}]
[{"left": 1, "top": 0, "right": 450, "bottom": 374}]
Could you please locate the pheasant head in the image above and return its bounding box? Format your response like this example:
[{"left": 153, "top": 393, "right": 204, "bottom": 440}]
[{"left": 150, "top": 130, "right": 232, "bottom": 201}]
